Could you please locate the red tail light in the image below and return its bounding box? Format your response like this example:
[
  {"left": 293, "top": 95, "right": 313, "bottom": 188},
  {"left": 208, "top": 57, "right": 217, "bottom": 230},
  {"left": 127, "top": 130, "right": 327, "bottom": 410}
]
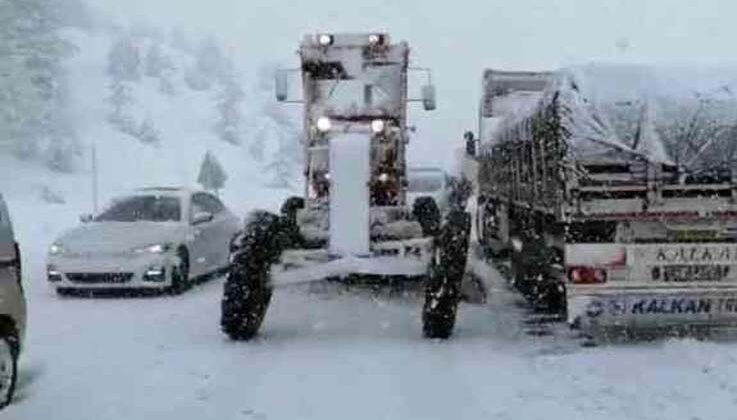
[{"left": 567, "top": 266, "right": 607, "bottom": 284}]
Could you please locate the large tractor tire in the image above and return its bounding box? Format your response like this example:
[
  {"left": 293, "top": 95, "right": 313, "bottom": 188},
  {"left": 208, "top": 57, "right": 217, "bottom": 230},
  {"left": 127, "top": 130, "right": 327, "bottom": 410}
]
[
  {"left": 510, "top": 235, "right": 565, "bottom": 315},
  {"left": 422, "top": 209, "right": 471, "bottom": 339},
  {"left": 221, "top": 259, "right": 273, "bottom": 340},
  {"left": 412, "top": 196, "right": 441, "bottom": 237},
  {"left": 221, "top": 211, "right": 285, "bottom": 341},
  {"left": 168, "top": 246, "right": 190, "bottom": 295}
]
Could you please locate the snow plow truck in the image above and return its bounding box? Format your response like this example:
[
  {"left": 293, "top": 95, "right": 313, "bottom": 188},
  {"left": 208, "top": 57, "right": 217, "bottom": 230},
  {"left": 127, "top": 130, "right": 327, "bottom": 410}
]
[
  {"left": 473, "top": 65, "right": 737, "bottom": 332},
  {"left": 221, "top": 33, "right": 471, "bottom": 340}
]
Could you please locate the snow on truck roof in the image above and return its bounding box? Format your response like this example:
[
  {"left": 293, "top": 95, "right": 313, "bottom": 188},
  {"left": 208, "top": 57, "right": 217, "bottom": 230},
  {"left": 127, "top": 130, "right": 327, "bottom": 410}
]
[{"left": 489, "top": 63, "right": 737, "bottom": 169}]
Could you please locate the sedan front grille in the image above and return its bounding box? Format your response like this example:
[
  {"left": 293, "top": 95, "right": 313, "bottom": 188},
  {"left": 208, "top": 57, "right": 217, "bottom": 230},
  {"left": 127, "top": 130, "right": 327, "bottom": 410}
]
[{"left": 66, "top": 272, "right": 134, "bottom": 284}]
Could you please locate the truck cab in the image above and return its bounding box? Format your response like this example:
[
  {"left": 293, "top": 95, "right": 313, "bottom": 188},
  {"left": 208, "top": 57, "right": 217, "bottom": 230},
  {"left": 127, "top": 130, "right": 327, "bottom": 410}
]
[
  {"left": 220, "top": 33, "right": 469, "bottom": 342},
  {"left": 275, "top": 33, "right": 436, "bottom": 254}
]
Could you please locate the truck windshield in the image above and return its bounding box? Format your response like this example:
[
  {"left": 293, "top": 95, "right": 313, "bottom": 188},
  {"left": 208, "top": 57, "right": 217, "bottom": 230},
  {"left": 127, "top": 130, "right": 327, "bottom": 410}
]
[
  {"left": 309, "top": 64, "right": 402, "bottom": 117},
  {"left": 94, "top": 195, "right": 181, "bottom": 222}
]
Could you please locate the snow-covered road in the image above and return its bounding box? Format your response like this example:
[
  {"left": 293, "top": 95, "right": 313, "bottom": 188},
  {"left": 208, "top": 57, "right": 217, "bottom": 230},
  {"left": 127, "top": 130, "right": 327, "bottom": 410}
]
[{"left": 7, "top": 202, "right": 737, "bottom": 420}]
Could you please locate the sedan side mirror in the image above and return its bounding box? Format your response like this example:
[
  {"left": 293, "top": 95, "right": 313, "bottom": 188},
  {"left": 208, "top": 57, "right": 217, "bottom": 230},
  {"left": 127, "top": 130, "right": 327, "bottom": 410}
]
[
  {"left": 192, "top": 211, "right": 214, "bottom": 225},
  {"left": 80, "top": 214, "right": 93, "bottom": 223},
  {"left": 422, "top": 84, "right": 436, "bottom": 111}
]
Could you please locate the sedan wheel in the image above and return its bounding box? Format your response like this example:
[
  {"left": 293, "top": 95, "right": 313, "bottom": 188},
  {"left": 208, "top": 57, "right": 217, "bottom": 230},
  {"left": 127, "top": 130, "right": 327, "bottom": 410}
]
[
  {"left": 0, "top": 335, "right": 18, "bottom": 409},
  {"left": 169, "top": 248, "right": 190, "bottom": 295}
]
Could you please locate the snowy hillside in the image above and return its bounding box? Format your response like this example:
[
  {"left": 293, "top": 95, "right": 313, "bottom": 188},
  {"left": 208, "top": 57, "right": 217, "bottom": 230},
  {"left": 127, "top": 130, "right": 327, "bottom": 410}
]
[{"left": 1, "top": 24, "right": 301, "bottom": 220}]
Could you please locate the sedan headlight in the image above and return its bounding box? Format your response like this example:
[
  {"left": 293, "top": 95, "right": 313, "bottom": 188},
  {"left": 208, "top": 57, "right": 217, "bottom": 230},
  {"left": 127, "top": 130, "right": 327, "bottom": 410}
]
[
  {"left": 131, "top": 243, "right": 172, "bottom": 255},
  {"left": 49, "top": 243, "right": 65, "bottom": 256}
]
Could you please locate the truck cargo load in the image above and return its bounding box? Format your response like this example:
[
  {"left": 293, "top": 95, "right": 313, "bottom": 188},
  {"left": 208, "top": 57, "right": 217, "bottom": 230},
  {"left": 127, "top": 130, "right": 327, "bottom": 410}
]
[{"left": 475, "top": 64, "right": 737, "bottom": 332}]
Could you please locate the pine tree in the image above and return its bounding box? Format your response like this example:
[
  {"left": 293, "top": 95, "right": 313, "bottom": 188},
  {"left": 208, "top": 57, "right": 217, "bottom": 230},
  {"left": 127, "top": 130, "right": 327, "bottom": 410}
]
[
  {"left": 0, "top": 0, "right": 75, "bottom": 169},
  {"left": 45, "top": 135, "right": 79, "bottom": 173},
  {"left": 158, "top": 73, "right": 176, "bottom": 96},
  {"left": 144, "top": 44, "right": 164, "bottom": 78},
  {"left": 197, "top": 151, "right": 228, "bottom": 194},
  {"left": 144, "top": 43, "right": 174, "bottom": 79},
  {"left": 184, "top": 66, "right": 210, "bottom": 91},
  {"left": 213, "top": 70, "right": 244, "bottom": 144},
  {"left": 257, "top": 101, "right": 300, "bottom": 188},
  {"left": 136, "top": 117, "right": 160, "bottom": 145},
  {"left": 264, "top": 122, "right": 299, "bottom": 189},
  {"left": 107, "top": 79, "right": 132, "bottom": 124},
  {"left": 195, "top": 37, "right": 226, "bottom": 83},
  {"left": 185, "top": 37, "right": 226, "bottom": 91},
  {"left": 107, "top": 35, "right": 141, "bottom": 81}
]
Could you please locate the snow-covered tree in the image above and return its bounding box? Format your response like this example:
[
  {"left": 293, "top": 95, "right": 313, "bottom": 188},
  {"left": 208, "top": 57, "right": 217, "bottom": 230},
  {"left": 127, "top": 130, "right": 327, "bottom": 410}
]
[
  {"left": 264, "top": 143, "right": 296, "bottom": 189},
  {"left": 107, "top": 79, "right": 132, "bottom": 123},
  {"left": 214, "top": 71, "right": 245, "bottom": 144},
  {"left": 246, "top": 95, "right": 301, "bottom": 187},
  {"left": 158, "top": 73, "right": 176, "bottom": 96},
  {"left": 0, "top": 0, "right": 76, "bottom": 170},
  {"left": 40, "top": 184, "right": 65, "bottom": 204},
  {"left": 144, "top": 43, "right": 177, "bottom": 95},
  {"left": 144, "top": 43, "right": 174, "bottom": 78},
  {"left": 185, "top": 37, "right": 227, "bottom": 91},
  {"left": 135, "top": 117, "right": 160, "bottom": 145},
  {"left": 263, "top": 116, "right": 300, "bottom": 189},
  {"left": 195, "top": 37, "right": 226, "bottom": 82},
  {"left": 184, "top": 66, "right": 211, "bottom": 91},
  {"left": 107, "top": 35, "right": 141, "bottom": 81},
  {"left": 56, "top": 0, "right": 93, "bottom": 29},
  {"left": 170, "top": 26, "right": 193, "bottom": 53},
  {"left": 197, "top": 151, "right": 228, "bottom": 194},
  {"left": 44, "top": 135, "right": 80, "bottom": 173}
]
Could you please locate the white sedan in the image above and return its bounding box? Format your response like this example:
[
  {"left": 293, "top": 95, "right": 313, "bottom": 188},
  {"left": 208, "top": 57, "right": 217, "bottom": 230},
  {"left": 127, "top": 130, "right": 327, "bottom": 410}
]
[
  {"left": 406, "top": 167, "right": 449, "bottom": 212},
  {"left": 47, "top": 187, "right": 240, "bottom": 294}
]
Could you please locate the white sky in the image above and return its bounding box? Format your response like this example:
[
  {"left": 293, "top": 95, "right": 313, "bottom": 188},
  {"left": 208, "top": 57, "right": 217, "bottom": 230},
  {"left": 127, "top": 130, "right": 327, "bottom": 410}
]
[{"left": 87, "top": 0, "right": 737, "bottom": 168}]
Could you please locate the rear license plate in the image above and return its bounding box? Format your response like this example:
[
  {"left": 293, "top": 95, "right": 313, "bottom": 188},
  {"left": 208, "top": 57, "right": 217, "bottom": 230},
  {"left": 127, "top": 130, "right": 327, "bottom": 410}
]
[{"left": 663, "top": 265, "right": 728, "bottom": 282}]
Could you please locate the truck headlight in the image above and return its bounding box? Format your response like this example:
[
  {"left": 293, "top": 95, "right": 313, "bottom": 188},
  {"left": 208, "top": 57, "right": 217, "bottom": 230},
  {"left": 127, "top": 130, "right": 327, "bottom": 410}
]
[
  {"left": 49, "top": 243, "right": 65, "bottom": 256},
  {"left": 368, "top": 34, "right": 383, "bottom": 45},
  {"left": 316, "top": 116, "right": 332, "bottom": 132},
  {"left": 132, "top": 243, "right": 172, "bottom": 255},
  {"left": 371, "top": 119, "right": 385, "bottom": 133},
  {"left": 318, "top": 34, "right": 333, "bottom": 46}
]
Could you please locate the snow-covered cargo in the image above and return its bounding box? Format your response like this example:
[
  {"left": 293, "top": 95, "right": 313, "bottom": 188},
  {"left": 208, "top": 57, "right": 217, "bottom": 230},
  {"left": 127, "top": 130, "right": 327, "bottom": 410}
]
[
  {"left": 479, "top": 63, "right": 737, "bottom": 219},
  {"left": 485, "top": 64, "right": 737, "bottom": 166},
  {"left": 479, "top": 70, "right": 552, "bottom": 145}
]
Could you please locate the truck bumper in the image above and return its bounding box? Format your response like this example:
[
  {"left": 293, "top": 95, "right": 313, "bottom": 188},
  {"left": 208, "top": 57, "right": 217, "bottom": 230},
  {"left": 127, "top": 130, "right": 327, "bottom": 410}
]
[
  {"left": 567, "top": 284, "right": 737, "bottom": 330},
  {"left": 270, "top": 238, "right": 434, "bottom": 286}
]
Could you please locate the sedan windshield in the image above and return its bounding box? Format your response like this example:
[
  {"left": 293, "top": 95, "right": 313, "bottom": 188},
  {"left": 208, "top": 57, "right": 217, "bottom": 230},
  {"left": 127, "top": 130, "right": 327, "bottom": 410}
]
[
  {"left": 94, "top": 195, "right": 181, "bottom": 222},
  {"left": 408, "top": 175, "right": 444, "bottom": 193}
]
